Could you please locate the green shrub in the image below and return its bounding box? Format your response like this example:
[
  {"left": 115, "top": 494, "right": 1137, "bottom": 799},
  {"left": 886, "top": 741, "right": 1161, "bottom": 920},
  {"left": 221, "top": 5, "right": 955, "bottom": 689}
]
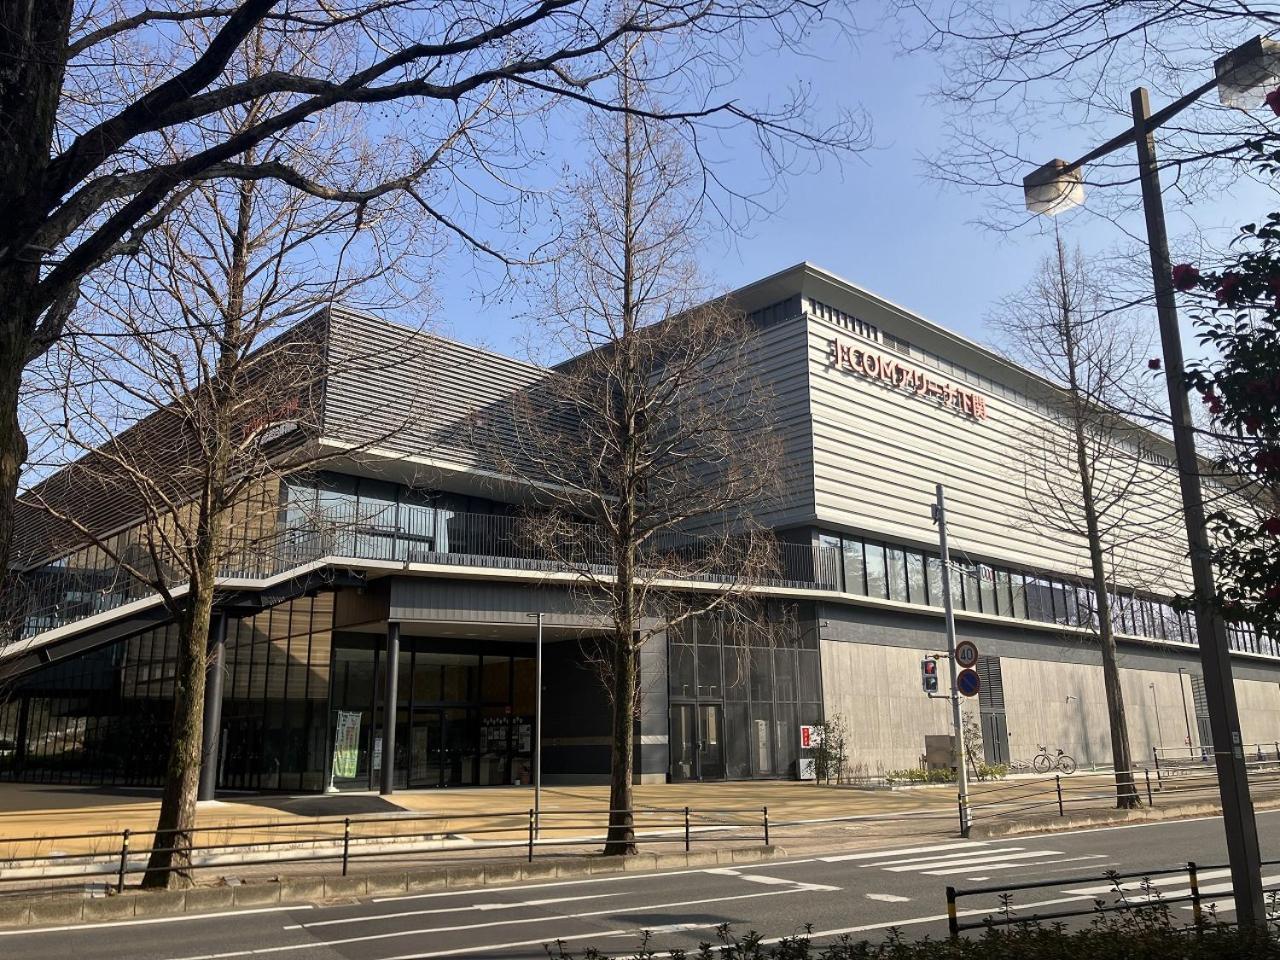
[{"left": 885, "top": 767, "right": 956, "bottom": 784}]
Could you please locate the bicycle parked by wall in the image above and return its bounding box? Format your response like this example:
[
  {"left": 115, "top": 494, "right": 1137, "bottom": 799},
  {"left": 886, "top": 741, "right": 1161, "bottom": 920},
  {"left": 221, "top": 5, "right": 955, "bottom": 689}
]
[{"left": 1033, "top": 744, "right": 1077, "bottom": 774}]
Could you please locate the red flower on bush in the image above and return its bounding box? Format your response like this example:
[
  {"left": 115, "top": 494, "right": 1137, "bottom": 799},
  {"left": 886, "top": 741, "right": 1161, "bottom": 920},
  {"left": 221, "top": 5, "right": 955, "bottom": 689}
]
[
  {"left": 1246, "top": 415, "right": 1264, "bottom": 435},
  {"left": 1147, "top": 358, "right": 1162, "bottom": 370},
  {"left": 1215, "top": 272, "right": 1243, "bottom": 304},
  {"left": 1267, "top": 87, "right": 1280, "bottom": 116},
  {"left": 1172, "top": 264, "right": 1200, "bottom": 291},
  {"left": 1263, "top": 516, "right": 1280, "bottom": 536}
]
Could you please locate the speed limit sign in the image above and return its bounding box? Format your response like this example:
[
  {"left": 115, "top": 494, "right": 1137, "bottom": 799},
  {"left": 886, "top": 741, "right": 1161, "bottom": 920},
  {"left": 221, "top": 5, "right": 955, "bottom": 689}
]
[{"left": 955, "top": 640, "right": 979, "bottom": 670}]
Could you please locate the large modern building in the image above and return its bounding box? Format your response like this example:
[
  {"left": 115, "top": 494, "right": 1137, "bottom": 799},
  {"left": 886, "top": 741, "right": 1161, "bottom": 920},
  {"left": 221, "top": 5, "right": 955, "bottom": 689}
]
[{"left": 2, "top": 263, "right": 1278, "bottom": 792}]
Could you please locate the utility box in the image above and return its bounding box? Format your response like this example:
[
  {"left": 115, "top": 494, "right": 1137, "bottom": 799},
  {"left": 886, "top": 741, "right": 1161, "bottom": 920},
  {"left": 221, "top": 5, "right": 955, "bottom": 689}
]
[{"left": 924, "top": 735, "right": 955, "bottom": 771}]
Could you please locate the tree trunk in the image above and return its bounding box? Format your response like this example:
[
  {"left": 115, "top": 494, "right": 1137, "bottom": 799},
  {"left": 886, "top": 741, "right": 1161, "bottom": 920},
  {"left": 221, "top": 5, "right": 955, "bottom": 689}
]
[
  {"left": 0, "top": 316, "right": 27, "bottom": 601},
  {"left": 142, "top": 578, "right": 215, "bottom": 888},
  {"left": 0, "top": 1, "right": 73, "bottom": 588},
  {"left": 603, "top": 627, "right": 638, "bottom": 855}
]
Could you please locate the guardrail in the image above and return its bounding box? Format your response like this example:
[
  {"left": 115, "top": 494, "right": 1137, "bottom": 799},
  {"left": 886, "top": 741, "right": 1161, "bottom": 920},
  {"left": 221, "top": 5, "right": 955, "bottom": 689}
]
[
  {"left": 0, "top": 805, "right": 774, "bottom": 897},
  {"left": 965, "top": 762, "right": 1280, "bottom": 827},
  {"left": 945, "top": 858, "right": 1280, "bottom": 937}
]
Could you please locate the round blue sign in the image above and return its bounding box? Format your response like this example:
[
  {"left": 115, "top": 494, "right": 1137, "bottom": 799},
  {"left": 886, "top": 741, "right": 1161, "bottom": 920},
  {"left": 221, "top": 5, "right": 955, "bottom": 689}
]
[{"left": 956, "top": 668, "right": 981, "bottom": 698}]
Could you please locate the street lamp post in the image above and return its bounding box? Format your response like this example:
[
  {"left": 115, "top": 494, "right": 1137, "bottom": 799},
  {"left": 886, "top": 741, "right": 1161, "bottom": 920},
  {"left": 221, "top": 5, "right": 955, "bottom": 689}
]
[{"left": 1020, "top": 35, "right": 1280, "bottom": 927}]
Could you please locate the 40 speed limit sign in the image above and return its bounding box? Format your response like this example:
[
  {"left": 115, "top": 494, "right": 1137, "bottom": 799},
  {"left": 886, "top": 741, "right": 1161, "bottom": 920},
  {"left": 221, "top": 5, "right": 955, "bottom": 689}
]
[{"left": 954, "top": 640, "right": 979, "bottom": 670}]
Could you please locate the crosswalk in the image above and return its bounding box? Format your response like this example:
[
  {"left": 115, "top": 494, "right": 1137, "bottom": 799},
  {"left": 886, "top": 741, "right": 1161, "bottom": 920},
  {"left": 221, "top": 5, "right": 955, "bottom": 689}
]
[
  {"left": 821, "top": 841, "right": 1278, "bottom": 921},
  {"left": 818, "top": 840, "right": 1107, "bottom": 881}
]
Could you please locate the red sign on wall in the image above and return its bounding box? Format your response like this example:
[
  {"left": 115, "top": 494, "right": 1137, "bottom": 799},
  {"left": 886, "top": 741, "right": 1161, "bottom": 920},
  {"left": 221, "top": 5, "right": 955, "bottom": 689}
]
[{"left": 827, "top": 337, "right": 989, "bottom": 421}]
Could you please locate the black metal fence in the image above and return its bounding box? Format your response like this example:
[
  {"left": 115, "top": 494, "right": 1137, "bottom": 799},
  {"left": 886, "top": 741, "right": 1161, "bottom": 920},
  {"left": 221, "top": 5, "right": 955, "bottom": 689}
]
[
  {"left": 0, "top": 805, "right": 774, "bottom": 897},
  {"left": 945, "top": 858, "right": 1280, "bottom": 937}
]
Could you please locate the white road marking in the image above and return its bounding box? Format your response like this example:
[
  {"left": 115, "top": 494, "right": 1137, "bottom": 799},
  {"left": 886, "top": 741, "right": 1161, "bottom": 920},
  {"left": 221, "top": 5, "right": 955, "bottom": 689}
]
[
  {"left": 383, "top": 923, "right": 718, "bottom": 960},
  {"left": 369, "top": 859, "right": 818, "bottom": 902},
  {"left": 885, "top": 850, "right": 1062, "bottom": 872},
  {"left": 819, "top": 841, "right": 987, "bottom": 863},
  {"left": 282, "top": 892, "right": 624, "bottom": 929},
  {"left": 1062, "top": 868, "right": 1232, "bottom": 897},
  {"left": 867, "top": 847, "right": 1024, "bottom": 868},
  {"left": 169, "top": 887, "right": 809, "bottom": 960},
  {"left": 0, "top": 905, "right": 313, "bottom": 937},
  {"left": 923, "top": 855, "right": 1105, "bottom": 877},
  {"left": 865, "top": 893, "right": 911, "bottom": 903}
]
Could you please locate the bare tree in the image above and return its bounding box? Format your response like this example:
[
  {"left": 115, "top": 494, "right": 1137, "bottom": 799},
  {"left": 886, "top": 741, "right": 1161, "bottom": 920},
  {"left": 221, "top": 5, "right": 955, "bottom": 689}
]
[
  {"left": 893, "top": 0, "right": 1280, "bottom": 228},
  {"left": 992, "top": 231, "right": 1183, "bottom": 808},
  {"left": 21, "top": 34, "right": 442, "bottom": 883},
  {"left": 0, "top": 0, "right": 869, "bottom": 605},
  {"left": 487, "top": 49, "right": 785, "bottom": 854}
]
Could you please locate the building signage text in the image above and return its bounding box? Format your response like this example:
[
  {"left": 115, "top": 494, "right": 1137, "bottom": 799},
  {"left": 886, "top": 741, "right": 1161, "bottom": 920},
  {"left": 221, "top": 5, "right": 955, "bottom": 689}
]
[{"left": 827, "top": 337, "right": 989, "bottom": 421}]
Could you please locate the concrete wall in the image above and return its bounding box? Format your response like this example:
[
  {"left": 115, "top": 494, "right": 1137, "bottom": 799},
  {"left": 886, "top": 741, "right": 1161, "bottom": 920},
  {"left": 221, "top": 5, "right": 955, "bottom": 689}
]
[{"left": 818, "top": 598, "right": 1280, "bottom": 773}]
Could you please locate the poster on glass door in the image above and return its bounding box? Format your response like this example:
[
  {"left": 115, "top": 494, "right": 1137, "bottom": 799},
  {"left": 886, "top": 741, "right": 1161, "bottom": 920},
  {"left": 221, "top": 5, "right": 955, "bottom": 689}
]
[{"left": 332, "top": 710, "right": 362, "bottom": 779}]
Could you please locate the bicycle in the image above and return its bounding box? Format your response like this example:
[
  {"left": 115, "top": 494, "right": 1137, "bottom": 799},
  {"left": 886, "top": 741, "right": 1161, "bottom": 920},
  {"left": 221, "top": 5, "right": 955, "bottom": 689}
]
[{"left": 1033, "top": 744, "right": 1077, "bottom": 775}]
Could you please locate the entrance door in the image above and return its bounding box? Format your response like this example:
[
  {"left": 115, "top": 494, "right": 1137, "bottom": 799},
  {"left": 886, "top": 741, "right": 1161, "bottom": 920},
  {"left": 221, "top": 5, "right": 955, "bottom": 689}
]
[
  {"left": 669, "top": 703, "right": 725, "bottom": 781},
  {"left": 408, "top": 710, "right": 444, "bottom": 788},
  {"left": 670, "top": 704, "right": 697, "bottom": 781},
  {"left": 697, "top": 704, "right": 725, "bottom": 780}
]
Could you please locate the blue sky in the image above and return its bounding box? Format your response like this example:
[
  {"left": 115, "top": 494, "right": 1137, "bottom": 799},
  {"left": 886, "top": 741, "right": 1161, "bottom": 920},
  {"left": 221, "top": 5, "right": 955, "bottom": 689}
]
[{"left": 423, "top": 18, "right": 1272, "bottom": 363}]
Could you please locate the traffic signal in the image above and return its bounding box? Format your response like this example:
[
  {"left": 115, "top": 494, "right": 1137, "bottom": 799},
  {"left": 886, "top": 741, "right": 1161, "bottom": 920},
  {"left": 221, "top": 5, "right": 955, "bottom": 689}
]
[{"left": 921, "top": 657, "right": 939, "bottom": 694}]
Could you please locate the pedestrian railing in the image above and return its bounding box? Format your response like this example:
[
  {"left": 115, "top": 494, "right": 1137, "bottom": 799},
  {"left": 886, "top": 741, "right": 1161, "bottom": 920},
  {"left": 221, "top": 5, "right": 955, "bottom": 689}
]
[
  {"left": 964, "top": 761, "right": 1280, "bottom": 827},
  {"left": 945, "top": 858, "right": 1280, "bottom": 938},
  {"left": 6, "top": 503, "right": 846, "bottom": 645},
  {"left": 0, "top": 805, "right": 775, "bottom": 897}
]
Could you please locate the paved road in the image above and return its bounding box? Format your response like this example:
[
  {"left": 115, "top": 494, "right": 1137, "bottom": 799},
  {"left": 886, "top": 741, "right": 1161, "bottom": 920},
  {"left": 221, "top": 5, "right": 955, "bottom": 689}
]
[{"left": 5, "top": 810, "right": 1279, "bottom": 959}]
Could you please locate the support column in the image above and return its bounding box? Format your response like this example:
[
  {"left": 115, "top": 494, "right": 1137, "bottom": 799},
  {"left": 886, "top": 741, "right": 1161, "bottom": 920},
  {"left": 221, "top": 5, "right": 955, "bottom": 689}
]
[
  {"left": 380, "top": 621, "right": 400, "bottom": 796},
  {"left": 198, "top": 611, "right": 228, "bottom": 802}
]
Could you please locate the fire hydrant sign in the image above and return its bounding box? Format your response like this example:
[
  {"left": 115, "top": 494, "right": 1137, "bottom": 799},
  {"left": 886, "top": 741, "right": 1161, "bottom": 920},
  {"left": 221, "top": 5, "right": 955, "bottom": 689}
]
[{"left": 799, "top": 725, "right": 822, "bottom": 749}]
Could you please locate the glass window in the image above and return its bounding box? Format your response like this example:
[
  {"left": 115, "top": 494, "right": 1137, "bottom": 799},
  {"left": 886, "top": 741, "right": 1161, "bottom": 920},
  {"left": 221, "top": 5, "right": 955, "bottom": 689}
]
[
  {"left": 950, "top": 559, "right": 965, "bottom": 611},
  {"left": 979, "top": 566, "right": 996, "bottom": 615},
  {"left": 961, "top": 563, "right": 980, "bottom": 612},
  {"left": 669, "top": 641, "right": 695, "bottom": 699},
  {"left": 1026, "top": 577, "right": 1052, "bottom": 622},
  {"left": 773, "top": 648, "right": 797, "bottom": 702},
  {"left": 864, "top": 542, "right": 888, "bottom": 599},
  {"left": 995, "top": 570, "right": 1013, "bottom": 617},
  {"left": 1011, "top": 574, "right": 1028, "bottom": 619},
  {"left": 797, "top": 649, "right": 821, "bottom": 702},
  {"left": 697, "top": 644, "right": 722, "bottom": 699},
  {"left": 1049, "top": 579, "right": 1068, "bottom": 625},
  {"left": 887, "top": 547, "right": 908, "bottom": 602},
  {"left": 843, "top": 538, "right": 866, "bottom": 595},
  {"left": 905, "top": 551, "right": 926, "bottom": 605},
  {"left": 749, "top": 646, "right": 773, "bottom": 701},
  {"left": 926, "top": 556, "right": 944, "bottom": 608},
  {"left": 723, "top": 703, "right": 751, "bottom": 779}
]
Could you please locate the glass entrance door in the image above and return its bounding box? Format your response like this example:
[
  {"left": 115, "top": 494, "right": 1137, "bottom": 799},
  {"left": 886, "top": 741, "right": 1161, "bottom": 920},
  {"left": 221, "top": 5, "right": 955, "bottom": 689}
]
[
  {"left": 408, "top": 709, "right": 445, "bottom": 788},
  {"left": 697, "top": 704, "right": 725, "bottom": 780},
  {"left": 669, "top": 703, "right": 725, "bottom": 781},
  {"left": 670, "top": 704, "right": 697, "bottom": 781}
]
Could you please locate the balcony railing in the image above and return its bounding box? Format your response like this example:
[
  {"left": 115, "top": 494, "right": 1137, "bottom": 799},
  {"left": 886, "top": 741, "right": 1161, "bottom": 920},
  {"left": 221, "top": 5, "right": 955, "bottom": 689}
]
[{"left": 5, "top": 504, "right": 844, "bottom": 645}]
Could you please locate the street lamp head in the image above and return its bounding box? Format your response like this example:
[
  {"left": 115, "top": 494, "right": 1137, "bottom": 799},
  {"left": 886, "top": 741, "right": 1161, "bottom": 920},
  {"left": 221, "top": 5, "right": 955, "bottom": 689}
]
[
  {"left": 1214, "top": 36, "right": 1280, "bottom": 107},
  {"left": 1023, "top": 159, "right": 1084, "bottom": 215}
]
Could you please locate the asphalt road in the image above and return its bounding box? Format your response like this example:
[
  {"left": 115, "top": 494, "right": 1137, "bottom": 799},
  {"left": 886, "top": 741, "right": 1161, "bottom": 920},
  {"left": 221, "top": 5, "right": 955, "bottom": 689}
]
[{"left": 5, "top": 810, "right": 1279, "bottom": 960}]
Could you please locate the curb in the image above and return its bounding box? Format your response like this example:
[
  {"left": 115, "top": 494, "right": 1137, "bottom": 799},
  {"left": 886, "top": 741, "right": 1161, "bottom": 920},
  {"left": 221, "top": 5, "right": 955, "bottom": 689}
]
[
  {"left": 970, "top": 795, "right": 1280, "bottom": 839},
  {"left": 0, "top": 845, "right": 788, "bottom": 930}
]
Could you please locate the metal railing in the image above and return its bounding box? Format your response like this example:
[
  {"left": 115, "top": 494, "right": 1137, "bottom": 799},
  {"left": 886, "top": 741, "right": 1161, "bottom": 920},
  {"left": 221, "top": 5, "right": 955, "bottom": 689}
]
[
  {"left": 964, "top": 761, "right": 1280, "bottom": 827},
  {"left": 945, "top": 858, "right": 1280, "bottom": 937},
  {"left": 7, "top": 504, "right": 845, "bottom": 643},
  {"left": 0, "top": 805, "right": 773, "bottom": 897}
]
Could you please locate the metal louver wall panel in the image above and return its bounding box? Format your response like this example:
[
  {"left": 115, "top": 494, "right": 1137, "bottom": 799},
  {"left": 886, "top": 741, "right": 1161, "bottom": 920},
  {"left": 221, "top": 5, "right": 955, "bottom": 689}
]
[{"left": 976, "top": 654, "right": 1004, "bottom": 713}]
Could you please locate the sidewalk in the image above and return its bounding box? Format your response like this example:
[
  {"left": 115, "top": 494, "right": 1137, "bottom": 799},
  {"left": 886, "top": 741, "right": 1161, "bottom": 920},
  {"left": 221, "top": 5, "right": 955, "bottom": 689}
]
[{"left": 0, "top": 780, "right": 954, "bottom": 858}]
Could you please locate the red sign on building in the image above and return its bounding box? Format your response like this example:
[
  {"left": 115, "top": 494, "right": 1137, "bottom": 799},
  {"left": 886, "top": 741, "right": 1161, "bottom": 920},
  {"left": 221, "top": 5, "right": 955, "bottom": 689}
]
[{"left": 827, "top": 337, "right": 989, "bottom": 421}]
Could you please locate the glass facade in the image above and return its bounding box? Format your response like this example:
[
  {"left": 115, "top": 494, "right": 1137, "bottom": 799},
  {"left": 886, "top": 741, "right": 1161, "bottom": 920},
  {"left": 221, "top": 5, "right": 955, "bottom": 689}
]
[
  {"left": 809, "top": 529, "right": 1280, "bottom": 654},
  {"left": 668, "top": 614, "right": 821, "bottom": 781},
  {"left": 328, "top": 640, "right": 536, "bottom": 791}
]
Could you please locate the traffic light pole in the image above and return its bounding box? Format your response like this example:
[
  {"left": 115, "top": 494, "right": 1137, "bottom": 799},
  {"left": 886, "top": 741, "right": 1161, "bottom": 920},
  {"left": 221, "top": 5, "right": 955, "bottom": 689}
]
[{"left": 933, "top": 484, "right": 971, "bottom": 837}]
